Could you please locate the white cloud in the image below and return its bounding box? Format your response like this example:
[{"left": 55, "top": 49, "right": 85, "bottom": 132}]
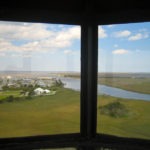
[
  {"left": 64, "top": 50, "right": 72, "bottom": 54},
  {"left": 55, "top": 26, "right": 80, "bottom": 41},
  {"left": 11, "top": 54, "right": 21, "bottom": 57},
  {"left": 0, "top": 21, "right": 81, "bottom": 53},
  {"left": 64, "top": 50, "right": 76, "bottom": 55},
  {"left": 128, "top": 33, "right": 149, "bottom": 41},
  {"left": 0, "top": 38, "right": 17, "bottom": 52},
  {"left": 113, "top": 30, "right": 131, "bottom": 38},
  {"left": 0, "top": 23, "right": 53, "bottom": 41},
  {"left": 112, "top": 49, "right": 129, "bottom": 55},
  {"left": 98, "top": 26, "right": 107, "bottom": 38},
  {"left": 22, "top": 54, "right": 32, "bottom": 58},
  {"left": 0, "top": 53, "right": 6, "bottom": 57},
  {"left": 107, "top": 25, "right": 116, "bottom": 28}
]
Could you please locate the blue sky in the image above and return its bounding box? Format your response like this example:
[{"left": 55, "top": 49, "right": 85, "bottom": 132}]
[
  {"left": 99, "top": 22, "right": 150, "bottom": 72},
  {"left": 0, "top": 21, "right": 149, "bottom": 72}
]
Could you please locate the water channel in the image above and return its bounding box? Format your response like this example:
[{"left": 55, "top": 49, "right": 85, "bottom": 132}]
[{"left": 60, "top": 78, "right": 150, "bottom": 101}]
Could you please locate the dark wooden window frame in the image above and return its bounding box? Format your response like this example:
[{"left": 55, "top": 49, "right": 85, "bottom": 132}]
[{"left": 0, "top": 7, "right": 150, "bottom": 150}]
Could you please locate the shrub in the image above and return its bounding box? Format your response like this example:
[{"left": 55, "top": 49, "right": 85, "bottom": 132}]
[
  {"left": 0, "top": 100, "right": 4, "bottom": 104},
  {"left": 99, "top": 101, "right": 129, "bottom": 118},
  {"left": 6, "top": 95, "right": 14, "bottom": 102}
]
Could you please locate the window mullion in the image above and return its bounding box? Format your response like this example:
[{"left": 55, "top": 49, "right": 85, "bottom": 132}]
[{"left": 81, "top": 23, "right": 98, "bottom": 139}]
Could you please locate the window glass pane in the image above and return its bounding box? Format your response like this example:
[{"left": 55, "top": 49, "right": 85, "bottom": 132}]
[
  {"left": 0, "top": 21, "right": 80, "bottom": 138},
  {"left": 97, "top": 22, "right": 150, "bottom": 140}
]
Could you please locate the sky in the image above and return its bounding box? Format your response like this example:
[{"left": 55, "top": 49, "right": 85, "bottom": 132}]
[
  {"left": 0, "top": 21, "right": 150, "bottom": 72},
  {"left": 99, "top": 22, "right": 150, "bottom": 72}
]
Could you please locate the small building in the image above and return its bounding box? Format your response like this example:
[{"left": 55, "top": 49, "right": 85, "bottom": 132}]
[
  {"left": 44, "top": 89, "right": 50, "bottom": 94},
  {"left": 34, "top": 87, "right": 44, "bottom": 95},
  {"left": 34, "top": 88, "right": 50, "bottom": 95},
  {"left": 7, "top": 83, "right": 20, "bottom": 88}
]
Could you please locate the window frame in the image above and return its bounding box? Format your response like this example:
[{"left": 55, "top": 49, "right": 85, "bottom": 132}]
[{"left": 0, "top": 7, "right": 150, "bottom": 150}]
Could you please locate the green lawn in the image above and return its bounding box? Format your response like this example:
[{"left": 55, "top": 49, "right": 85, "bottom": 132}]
[{"left": 0, "top": 90, "right": 21, "bottom": 100}]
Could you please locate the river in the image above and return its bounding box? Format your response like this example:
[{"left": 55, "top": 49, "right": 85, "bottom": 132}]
[{"left": 60, "top": 77, "right": 150, "bottom": 101}]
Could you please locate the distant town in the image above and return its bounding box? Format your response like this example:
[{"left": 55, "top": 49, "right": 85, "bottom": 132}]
[
  {"left": 1, "top": 71, "right": 150, "bottom": 92},
  {"left": 0, "top": 71, "right": 69, "bottom": 97},
  {"left": 0, "top": 73, "right": 53, "bottom": 91}
]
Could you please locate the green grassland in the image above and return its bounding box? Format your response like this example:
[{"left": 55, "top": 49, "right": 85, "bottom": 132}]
[
  {"left": 97, "top": 95, "right": 150, "bottom": 140},
  {"left": 0, "top": 88, "right": 80, "bottom": 138},
  {"left": 0, "top": 90, "right": 21, "bottom": 100},
  {"left": 99, "top": 77, "right": 150, "bottom": 94},
  {"left": 0, "top": 87, "right": 150, "bottom": 140}
]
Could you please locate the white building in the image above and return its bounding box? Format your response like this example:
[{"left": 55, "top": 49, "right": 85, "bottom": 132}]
[
  {"left": 44, "top": 89, "right": 50, "bottom": 94},
  {"left": 34, "top": 87, "right": 44, "bottom": 95},
  {"left": 34, "top": 87, "right": 50, "bottom": 95}
]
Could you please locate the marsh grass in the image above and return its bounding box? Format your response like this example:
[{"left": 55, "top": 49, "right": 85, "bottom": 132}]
[
  {"left": 97, "top": 95, "right": 150, "bottom": 139},
  {"left": 99, "top": 78, "right": 150, "bottom": 94}
]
